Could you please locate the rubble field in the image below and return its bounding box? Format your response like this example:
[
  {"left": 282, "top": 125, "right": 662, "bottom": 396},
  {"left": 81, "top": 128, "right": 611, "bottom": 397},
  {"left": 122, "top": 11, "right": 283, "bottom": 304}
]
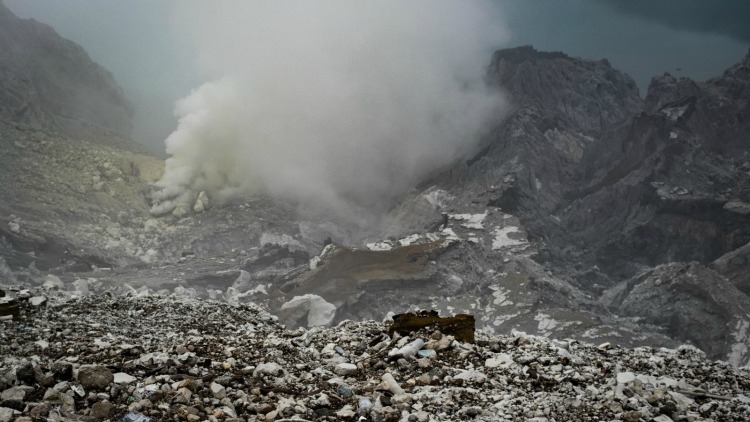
[{"left": 1, "top": 288, "right": 749, "bottom": 421}]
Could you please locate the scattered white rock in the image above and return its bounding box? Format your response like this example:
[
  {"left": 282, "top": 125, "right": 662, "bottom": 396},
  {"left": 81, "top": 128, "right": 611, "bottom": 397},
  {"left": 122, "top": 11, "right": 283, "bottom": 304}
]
[
  {"left": 253, "top": 362, "right": 283, "bottom": 378},
  {"left": 334, "top": 363, "right": 358, "bottom": 376},
  {"left": 172, "top": 202, "right": 191, "bottom": 218},
  {"left": 279, "top": 294, "right": 336, "bottom": 327},
  {"left": 8, "top": 221, "right": 20, "bottom": 234},
  {"left": 616, "top": 371, "right": 636, "bottom": 385},
  {"left": 485, "top": 353, "right": 514, "bottom": 368},
  {"left": 42, "top": 275, "right": 64, "bottom": 289},
  {"left": 491, "top": 225, "right": 526, "bottom": 250},
  {"left": 210, "top": 382, "right": 226, "bottom": 399},
  {"left": 113, "top": 372, "right": 137, "bottom": 384},
  {"left": 193, "top": 191, "right": 209, "bottom": 213}
]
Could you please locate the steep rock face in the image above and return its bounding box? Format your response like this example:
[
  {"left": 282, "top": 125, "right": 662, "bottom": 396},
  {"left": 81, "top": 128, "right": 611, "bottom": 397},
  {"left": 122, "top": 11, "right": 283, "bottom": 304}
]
[
  {"left": 421, "top": 45, "right": 750, "bottom": 288},
  {"left": 414, "top": 46, "right": 645, "bottom": 287},
  {"left": 381, "top": 46, "right": 750, "bottom": 364},
  {"left": 443, "top": 47, "right": 641, "bottom": 220},
  {"left": 560, "top": 49, "right": 750, "bottom": 281},
  {"left": 603, "top": 262, "right": 750, "bottom": 366},
  {"left": 0, "top": 1, "right": 133, "bottom": 138},
  {"left": 488, "top": 45, "right": 643, "bottom": 137}
]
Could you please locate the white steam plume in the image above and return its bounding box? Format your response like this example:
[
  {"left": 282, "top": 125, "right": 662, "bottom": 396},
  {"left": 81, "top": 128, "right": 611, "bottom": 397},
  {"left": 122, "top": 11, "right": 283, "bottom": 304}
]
[{"left": 151, "top": 1, "right": 508, "bottom": 219}]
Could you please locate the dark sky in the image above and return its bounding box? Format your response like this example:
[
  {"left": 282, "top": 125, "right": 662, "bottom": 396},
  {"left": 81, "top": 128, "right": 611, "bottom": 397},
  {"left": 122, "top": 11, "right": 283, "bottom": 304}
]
[{"left": 4, "top": 0, "right": 749, "bottom": 152}]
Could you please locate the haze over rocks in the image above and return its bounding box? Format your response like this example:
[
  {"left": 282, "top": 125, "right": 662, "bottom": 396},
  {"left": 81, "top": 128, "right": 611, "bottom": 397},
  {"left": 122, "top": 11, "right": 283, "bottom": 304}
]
[
  {"left": 0, "top": 1, "right": 134, "bottom": 143},
  {"left": 1, "top": 5, "right": 750, "bottom": 420}
]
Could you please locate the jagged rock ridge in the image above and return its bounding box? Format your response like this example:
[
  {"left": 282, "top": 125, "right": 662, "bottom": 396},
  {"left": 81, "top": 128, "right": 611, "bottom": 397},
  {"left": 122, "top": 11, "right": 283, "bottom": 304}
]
[{"left": 378, "top": 45, "right": 750, "bottom": 364}]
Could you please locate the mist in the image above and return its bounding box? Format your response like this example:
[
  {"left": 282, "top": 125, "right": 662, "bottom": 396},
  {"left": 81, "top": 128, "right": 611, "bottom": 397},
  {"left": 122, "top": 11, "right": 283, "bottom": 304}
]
[{"left": 149, "top": 1, "right": 507, "bottom": 220}]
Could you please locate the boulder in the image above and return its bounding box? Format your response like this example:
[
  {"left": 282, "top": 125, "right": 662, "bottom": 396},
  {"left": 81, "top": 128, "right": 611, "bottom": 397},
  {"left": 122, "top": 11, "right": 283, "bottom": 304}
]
[{"left": 77, "top": 365, "right": 113, "bottom": 390}]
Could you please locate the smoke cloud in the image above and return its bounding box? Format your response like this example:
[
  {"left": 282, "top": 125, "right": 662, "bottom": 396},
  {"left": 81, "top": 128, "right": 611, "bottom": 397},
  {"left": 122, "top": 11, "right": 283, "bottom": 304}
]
[{"left": 151, "top": 1, "right": 508, "bottom": 220}]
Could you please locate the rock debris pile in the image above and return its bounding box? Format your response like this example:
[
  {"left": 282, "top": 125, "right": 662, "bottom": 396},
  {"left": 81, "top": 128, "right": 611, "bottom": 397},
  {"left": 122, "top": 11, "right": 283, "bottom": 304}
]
[{"left": 1, "top": 288, "right": 749, "bottom": 421}]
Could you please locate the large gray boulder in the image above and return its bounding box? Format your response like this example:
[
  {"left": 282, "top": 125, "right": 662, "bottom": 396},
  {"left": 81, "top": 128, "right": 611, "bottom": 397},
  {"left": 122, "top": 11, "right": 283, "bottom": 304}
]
[{"left": 77, "top": 365, "right": 113, "bottom": 390}]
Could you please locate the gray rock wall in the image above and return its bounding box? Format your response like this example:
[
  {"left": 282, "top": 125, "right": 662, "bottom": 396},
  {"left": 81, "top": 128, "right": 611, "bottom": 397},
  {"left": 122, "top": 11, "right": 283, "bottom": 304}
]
[{"left": 0, "top": 1, "right": 133, "bottom": 139}]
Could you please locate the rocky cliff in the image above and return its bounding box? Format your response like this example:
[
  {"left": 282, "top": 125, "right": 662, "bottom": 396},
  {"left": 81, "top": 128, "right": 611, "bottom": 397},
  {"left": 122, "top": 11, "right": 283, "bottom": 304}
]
[
  {"left": 0, "top": 1, "right": 134, "bottom": 140},
  {"left": 368, "top": 46, "right": 750, "bottom": 364}
]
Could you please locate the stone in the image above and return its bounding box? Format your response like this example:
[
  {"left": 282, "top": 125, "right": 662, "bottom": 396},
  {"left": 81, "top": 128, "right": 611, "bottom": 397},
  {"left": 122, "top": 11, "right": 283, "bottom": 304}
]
[
  {"left": 485, "top": 353, "right": 514, "bottom": 368},
  {"left": 417, "top": 358, "right": 431, "bottom": 369},
  {"left": 379, "top": 373, "right": 404, "bottom": 395},
  {"left": 15, "top": 363, "right": 35, "bottom": 385},
  {"left": 51, "top": 362, "right": 73, "bottom": 381},
  {"left": 178, "top": 379, "right": 199, "bottom": 391},
  {"left": 28, "top": 403, "right": 50, "bottom": 419},
  {"left": 416, "top": 374, "right": 432, "bottom": 385},
  {"left": 172, "top": 203, "right": 191, "bottom": 218},
  {"left": 33, "top": 366, "right": 54, "bottom": 387},
  {"left": 90, "top": 401, "right": 115, "bottom": 419},
  {"left": 0, "top": 387, "right": 26, "bottom": 401},
  {"left": 279, "top": 294, "right": 337, "bottom": 328},
  {"left": 7, "top": 222, "right": 20, "bottom": 234},
  {"left": 174, "top": 387, "right": 192, "bottom": 404},
  {"left": 667, "top": 391, "right": 695, "bottom": 410},
  {"left": 0, "top": 408, "right": 17, "bottom": 422},
  {"left": 43, "top": 388, "right": 75, "bottom": 412},
  {"left": 253, "top": 362, "right": 283, "bottom": 377},
  {"left": 42, "top": 275, "right": 64, "bottom": 289},
  {"left": 77, "top": 365, "right": 114, "bottom": 390},
  {"left": 334, "top": 363, "right": 358, "bottom": 376},
  {"left": 336, "top": 405, "right": 356, "bottom": 418},
  {"left": 210, "top": 382, "right": 226, "bottom": 399},
  {"left": 114, "top": 372, "right": 137, "bottom": 384},
  {"left": 69, "top": 278, "right": 91, "bottom": 296},
  {"left": 616, "top": 372, "right": 636, "bottom": 385},
  {"left": 218, "top": 405, "right": 237, "bottom": 418},
  {"left": 28, "top": 296, "right": 47, "bottom": 306},
  {"left": 454, "top": 369, "right": 487, "bottom": 384},
  {"left": 193, "top": 191, "right": 209, "bottom": 213}
]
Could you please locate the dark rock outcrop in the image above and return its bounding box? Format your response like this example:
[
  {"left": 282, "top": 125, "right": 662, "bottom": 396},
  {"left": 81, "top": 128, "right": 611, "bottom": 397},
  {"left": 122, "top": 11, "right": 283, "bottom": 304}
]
[
  {"left": 558, "top": 47, "right": 750, "bottom": 281},
  {"left": 711, "top": 241, "right": 750, "bottom": 296},
  {"left": 386, "top": 46, "right": 750, "bottom": 363},
  {"left": 0, "top": 1, "right": 133, "bottom": 139},
  {"left": 488, "top": 45, "right": 643, "bottom": 137},
  {"left": 603, "top": 262, "right": 750, "bottom": 366},
  {"left": 431, "top": 45, "right": 750, "bottom": 286}
]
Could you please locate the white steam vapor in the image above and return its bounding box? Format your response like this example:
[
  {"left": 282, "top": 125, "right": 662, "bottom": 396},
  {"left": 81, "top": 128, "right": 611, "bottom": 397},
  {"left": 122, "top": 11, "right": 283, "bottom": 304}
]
[{"left": 151, "top": 1, "right": 507, "bottom": 218}]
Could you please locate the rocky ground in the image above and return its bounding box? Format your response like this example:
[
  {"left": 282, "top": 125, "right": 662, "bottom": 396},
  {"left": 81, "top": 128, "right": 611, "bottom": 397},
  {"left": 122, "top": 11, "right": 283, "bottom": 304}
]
[{"left": 1, "top": 287, "right": 750, "bottom": 421}]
